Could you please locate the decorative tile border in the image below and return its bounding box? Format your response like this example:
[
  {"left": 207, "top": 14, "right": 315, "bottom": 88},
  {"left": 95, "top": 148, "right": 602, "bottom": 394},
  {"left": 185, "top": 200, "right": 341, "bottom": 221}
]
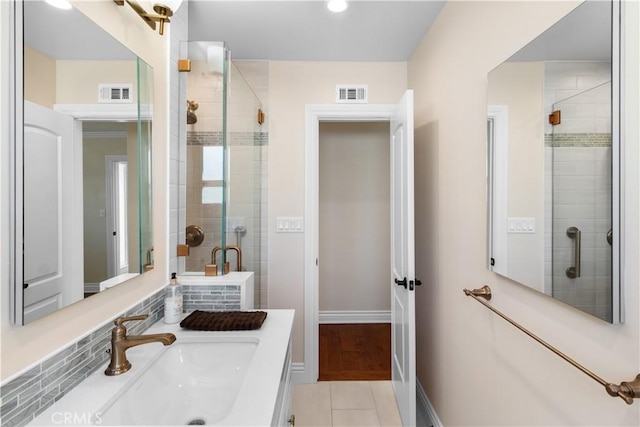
[
  {"left": 545, "top": 133, "right": 611, "bottom": 147},
  {"left": 0, "top": 290, "right": 164, "bottom": 427},
  {"left": 187, "top": 131, "right": 268, "bottom": 146},
  {"left": 182, "top": 285, "right": 242, "bottom": 312}
]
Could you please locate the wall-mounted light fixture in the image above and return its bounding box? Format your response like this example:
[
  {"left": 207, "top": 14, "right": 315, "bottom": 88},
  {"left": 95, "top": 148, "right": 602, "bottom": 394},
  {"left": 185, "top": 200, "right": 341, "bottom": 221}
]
[{"left": 113, "top": 0, "right": 183, "bottom": 35}]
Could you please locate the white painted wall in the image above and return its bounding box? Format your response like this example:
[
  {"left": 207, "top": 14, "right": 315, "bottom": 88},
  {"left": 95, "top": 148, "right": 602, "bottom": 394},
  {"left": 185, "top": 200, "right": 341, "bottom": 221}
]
[
  {"left": 24, "top": 46, "right": 55, "bottom": 108},
  {"left": 487, "top": 61, "right": 546, "bottom": 291},
  {"left": 56, "top": 60, "right": 138, "bottom": 104},
  {"left": 409, "top": 1, "right": 639, "bottom": 425},
  {"left": 319, "top": 121, "right": 390, "bottom": 312},
  {"left": 268, "top": 61, "right": 407, "bottom": 362},
  {"left": 1, "top": 0, "right": 170, "bottom": 381}
]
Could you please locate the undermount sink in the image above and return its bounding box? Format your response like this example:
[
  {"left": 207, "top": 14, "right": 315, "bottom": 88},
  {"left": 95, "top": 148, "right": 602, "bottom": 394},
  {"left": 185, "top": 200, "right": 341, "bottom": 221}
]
[{"left": 94, "top": 338, "right": 259, "bottom": 426}]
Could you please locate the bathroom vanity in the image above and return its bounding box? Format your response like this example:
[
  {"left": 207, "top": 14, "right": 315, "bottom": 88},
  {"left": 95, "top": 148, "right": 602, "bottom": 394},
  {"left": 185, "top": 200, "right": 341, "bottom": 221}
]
[{"left": 29, "top": 309, "right": 294, "bottom": 426}]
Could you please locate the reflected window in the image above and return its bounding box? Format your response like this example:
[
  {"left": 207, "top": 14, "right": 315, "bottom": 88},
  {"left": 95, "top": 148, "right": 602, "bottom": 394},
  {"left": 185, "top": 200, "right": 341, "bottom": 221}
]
[{"left": 202, "top": 146, "right": 223, "bottom": 204}]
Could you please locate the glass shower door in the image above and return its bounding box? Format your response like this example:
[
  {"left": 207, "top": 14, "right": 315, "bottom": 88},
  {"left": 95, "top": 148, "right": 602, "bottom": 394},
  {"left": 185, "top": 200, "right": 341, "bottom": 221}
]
[
  {"left": 178, "top": 41, "right": 266, "bottom": 307},
  {"left": 180, "top": 41, "right": 229, "bottom": 272},
  {"left": 549, "top": 82, "right": 612, "bottom": 322},
  {"left": 225, "top": 60, "right": 265, "bottom": 306}
]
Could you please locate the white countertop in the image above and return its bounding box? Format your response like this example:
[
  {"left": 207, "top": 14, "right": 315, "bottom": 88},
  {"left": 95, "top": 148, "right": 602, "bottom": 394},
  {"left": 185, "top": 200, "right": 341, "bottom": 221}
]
[{"left": 30, "top": 309, "right": 294, "bottom": 426}]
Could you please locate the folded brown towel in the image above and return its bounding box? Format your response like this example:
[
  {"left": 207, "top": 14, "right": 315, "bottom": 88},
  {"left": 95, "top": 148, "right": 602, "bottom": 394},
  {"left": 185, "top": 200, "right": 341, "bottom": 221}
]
[{"left": 180, "top": 310, "right": 267, "bottom": 331}]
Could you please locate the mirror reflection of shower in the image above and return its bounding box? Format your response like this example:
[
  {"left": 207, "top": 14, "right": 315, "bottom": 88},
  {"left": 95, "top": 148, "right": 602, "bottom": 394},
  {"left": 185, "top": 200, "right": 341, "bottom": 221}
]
[{"left": 187, "top": 100, "right": 198, "bottom": 124}]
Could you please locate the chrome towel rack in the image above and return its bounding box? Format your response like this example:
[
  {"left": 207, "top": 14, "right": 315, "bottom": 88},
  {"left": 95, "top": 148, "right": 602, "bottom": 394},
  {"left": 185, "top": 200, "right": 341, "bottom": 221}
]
[{"left": 463, "top": 286, "right": 640, "bottom": 405}]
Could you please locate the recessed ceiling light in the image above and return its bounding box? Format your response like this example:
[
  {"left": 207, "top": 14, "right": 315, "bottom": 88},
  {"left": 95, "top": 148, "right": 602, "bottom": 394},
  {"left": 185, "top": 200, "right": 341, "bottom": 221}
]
[
  {"left": 327, "top": 0, "right": 348, "bottom": 13},
  {"left": 45, "top": 0, "right": 72, "bottom": 10}
]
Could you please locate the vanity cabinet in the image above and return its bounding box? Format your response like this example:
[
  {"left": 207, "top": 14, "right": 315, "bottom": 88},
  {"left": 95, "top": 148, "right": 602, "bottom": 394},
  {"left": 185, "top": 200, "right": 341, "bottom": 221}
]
[
  {"left": 272, "top": 339, "right": 293, "bottom": 426},
  {"left": 28, "top": 309, "right": 295, "bottom": 426}
]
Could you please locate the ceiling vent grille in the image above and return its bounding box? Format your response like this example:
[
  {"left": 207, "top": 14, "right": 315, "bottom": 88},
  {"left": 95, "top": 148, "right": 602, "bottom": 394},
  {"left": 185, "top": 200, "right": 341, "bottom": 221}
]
[
  {"left": 336, "top": 85, "right": 368, "bottom": 103},
  {"left": 98, "top": 84, "right": 133, "bottom": 103}
]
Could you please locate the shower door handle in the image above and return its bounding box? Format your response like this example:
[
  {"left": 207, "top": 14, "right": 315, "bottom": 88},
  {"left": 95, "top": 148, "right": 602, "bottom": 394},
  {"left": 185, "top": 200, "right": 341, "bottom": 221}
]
[{"left": 566, "top": 226, "right": 581, "bottom": 279}]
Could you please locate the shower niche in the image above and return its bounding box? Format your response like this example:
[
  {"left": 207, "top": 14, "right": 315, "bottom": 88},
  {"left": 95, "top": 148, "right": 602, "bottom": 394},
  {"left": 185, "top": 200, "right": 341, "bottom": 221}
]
[{"left": 177, "top": 42, "right": 266, "bottom": 306}]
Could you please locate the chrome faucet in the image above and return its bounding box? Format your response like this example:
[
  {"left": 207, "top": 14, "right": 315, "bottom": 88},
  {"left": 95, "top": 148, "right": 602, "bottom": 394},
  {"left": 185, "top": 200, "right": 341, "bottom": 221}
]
[{"left": 104, "top": 314, "right": 176, "bottom": 376}]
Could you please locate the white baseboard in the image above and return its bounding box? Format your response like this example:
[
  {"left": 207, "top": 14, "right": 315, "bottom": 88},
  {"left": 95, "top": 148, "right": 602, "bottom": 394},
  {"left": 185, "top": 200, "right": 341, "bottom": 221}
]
[
  {"left": 84, "top": 283, "right": 100, "bottom": 294},
  {"left": 291, "top": 362, "right": 308, "bottom": 384},
  {"left": 417, "top": 379, "right": 442, "bottom": 427},
  {"left": 318, "top": 310, "right": 391, "bottom": 324}
]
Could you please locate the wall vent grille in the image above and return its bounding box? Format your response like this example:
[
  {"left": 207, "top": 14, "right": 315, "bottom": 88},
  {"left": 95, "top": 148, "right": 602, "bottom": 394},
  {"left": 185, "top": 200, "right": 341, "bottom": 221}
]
[
  {"left": 98, "top": 84, "right": 133, "bottom": 103},
  {"left": 336, "top": 85, "right": 368, "bottom": 103}
]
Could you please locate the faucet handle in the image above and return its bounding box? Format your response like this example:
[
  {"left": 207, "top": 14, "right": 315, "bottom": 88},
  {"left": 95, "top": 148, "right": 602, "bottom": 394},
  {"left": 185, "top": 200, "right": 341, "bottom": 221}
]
[{"left": 114, "top": 314, "right": 148, "bottom": 327}]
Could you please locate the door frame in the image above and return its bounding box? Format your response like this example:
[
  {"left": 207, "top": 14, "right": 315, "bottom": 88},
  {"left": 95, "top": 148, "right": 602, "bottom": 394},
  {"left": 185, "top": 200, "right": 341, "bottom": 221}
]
[
  {"left": 105, "top": 155, "right": 129, "bottom": 278},
  {"left": 303, "top": 103, "right": 400, "bottom": 384},
  {"left": 487, "top": 105, "right": 509, "bottom": 276}
]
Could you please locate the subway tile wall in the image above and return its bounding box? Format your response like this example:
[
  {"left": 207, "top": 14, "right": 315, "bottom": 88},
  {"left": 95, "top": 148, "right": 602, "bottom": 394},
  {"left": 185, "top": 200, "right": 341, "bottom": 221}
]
[
  {"left": 543, "top": 61, "right": 612, "bottom": 320},
  {"left": 168, "top": 3, "right": 189, "bottom": 276},
  {"left": 544, "top": 61, "right": 611, "bottom": 134},
  {"left": 184, "top": 131, "right": 266, "bottom": 289},
  {"left": 176, "top": 56, "right": 269, "bottom": 309},
  {"left": 235, "top": 62, "right": 270, "bottom": 309},
  {"left": 545, "top": 145, "right": 612, "bottom": 320}
]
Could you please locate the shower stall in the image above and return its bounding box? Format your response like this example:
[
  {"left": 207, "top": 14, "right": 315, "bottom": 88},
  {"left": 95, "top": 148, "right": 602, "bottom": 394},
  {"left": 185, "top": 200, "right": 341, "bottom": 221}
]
[
  {"left": 177, "top": 41, "right": 266, "bottom": 307},
  {"left": 547, "top": 81, "right": 613, "bottom": 322}
]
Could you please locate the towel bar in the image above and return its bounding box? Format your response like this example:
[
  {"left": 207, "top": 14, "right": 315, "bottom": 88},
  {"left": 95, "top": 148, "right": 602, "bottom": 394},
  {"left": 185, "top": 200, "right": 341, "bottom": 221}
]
[{"left": 463, "top": 286, "right": 640, "bottom": 405}]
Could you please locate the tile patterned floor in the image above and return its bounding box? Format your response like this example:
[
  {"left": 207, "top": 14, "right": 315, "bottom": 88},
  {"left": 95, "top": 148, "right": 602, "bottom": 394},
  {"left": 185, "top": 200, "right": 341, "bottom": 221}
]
[{"left": 292, "top": 381, "right": 403, "bottom": 427}]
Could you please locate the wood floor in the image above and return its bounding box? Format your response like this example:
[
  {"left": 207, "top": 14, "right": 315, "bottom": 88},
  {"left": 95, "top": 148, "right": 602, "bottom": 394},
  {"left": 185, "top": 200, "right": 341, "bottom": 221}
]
[{"left": 319, "top": 323, "right": 391, "bottom": 381}]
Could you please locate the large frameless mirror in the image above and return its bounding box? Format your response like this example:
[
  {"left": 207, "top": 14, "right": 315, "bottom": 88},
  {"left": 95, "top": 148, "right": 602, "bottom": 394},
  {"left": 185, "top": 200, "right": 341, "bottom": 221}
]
[
  {"left": 487, "top": 0, "right": 621, "bottom": 323},
  {"left": 11, "top": 0, "right": 154, "bottom": 325}
]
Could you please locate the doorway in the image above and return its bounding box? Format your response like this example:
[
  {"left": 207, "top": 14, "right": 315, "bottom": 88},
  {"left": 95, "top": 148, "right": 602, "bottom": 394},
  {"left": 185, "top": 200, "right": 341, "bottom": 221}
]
[
  {"left": 303, "top": 94, "right": 416, "bottom": 426},
  {"left": 318, "top": 121, "right": 391, "bottom": 381},
  {"left": 105, "top": 155, "right": 129, "bottom": 277}
]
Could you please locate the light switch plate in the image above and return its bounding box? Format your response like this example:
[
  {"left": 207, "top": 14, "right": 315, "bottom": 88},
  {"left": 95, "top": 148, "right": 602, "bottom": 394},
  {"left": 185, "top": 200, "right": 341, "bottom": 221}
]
[
  {"left": 276, "top": 217, "right": 304, "bottom": 233},
  {"left": 507, "top": 217, "right": 535, "bottom": 233}
]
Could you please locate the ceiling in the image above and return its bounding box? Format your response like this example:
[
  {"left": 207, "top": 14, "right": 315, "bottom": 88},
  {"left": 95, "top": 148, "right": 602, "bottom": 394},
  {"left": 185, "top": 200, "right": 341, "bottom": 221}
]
[
  {"left": 24, "top": 0, "right": 611, "bottom": 64},
  {"left": 24, "top": 1, "right": 135, "bottom": 60},
  {"left": 187, "top": 1, "right": 446, "bottom": 61},
  {"left": 25, "top": 0, "right": 445, "bottom": 62},
  {"left": 508, "top": 0, "right": 611, "bottom": 62}
]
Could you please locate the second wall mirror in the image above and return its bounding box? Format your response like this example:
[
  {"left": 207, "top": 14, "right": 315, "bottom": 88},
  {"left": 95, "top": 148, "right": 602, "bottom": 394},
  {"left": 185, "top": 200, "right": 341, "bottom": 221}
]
[{"left": 487, "top": 0, "right": 621, "bottom": 323}]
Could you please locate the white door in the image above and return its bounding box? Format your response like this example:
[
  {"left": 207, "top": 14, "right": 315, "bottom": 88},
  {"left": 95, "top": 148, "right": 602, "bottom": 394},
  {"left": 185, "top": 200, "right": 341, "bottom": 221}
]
[
  {"left": 390, "top": 90, "right": 416, "bottom": 426},
  {"left": 23, "top": 101, "right": 83, "bottom": 323}
]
